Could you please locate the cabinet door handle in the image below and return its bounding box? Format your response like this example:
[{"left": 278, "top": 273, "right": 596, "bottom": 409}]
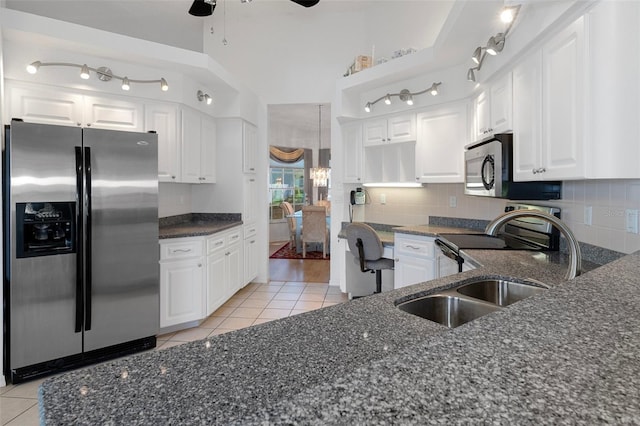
[
  {"left": 250, "top": 240, "right": 256, "bottom": 244},
  {"left": 171, "top": 248, "right": 192, "bottom": 253},
  {"left": 214, "top": 241, "right": 224, "bottom": 247},
  {"left": 395, "top": 258, "right": 400, "bottom": 262},
  {"left": 405, "top": 245, "right": 421, "bottom": 250},
  {"left": 225, "top": 251, "right": 231, "bottom": 256}
]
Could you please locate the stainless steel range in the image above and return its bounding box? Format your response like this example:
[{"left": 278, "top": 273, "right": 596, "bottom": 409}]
[{"left": 435, "top": 203, "right": 561, "bottom": 272}]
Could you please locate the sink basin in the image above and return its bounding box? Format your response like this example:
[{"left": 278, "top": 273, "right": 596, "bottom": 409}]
[
  {"left": 397, "top": 295, "right": 501, "bottom": 328},
  {"left": 456, "top": 279, "right": 546, "bottom": 307}
]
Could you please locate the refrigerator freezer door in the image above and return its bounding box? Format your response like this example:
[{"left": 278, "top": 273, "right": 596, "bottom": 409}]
[
  {"left": 7, "top": 121, "right": 83, "bottom": 369},
  {"left": 82, "top": 128, "right": 159, "bottom": 351}
]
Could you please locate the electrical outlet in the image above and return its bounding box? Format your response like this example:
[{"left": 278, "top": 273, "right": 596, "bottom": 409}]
[
  {"left": 380, "top": 193, "right": 386, "bottom": 205},
  {"left": 626, "top": 209, "right": 639, "bottom": 234},
  {"left": 449, "top": 196, "right": 457, "bottom": 208},
  {"left": 584, "top": 206, "right": 592, "bottom": 226}
]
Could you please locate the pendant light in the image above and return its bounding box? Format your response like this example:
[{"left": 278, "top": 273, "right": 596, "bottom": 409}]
[{"left": 310, "top": 105, "right": 330, "bottom": 188}]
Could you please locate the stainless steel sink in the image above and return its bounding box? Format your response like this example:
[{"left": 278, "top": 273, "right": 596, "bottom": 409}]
[
  {"left": 455, "top": 279, "right": 547, "bottom": 307},
  {"left": 397, "top": 294, "right": 501, "bottom": 328},
  {"left": 397, "top": 277, "right": 548, "bottom": 328}
]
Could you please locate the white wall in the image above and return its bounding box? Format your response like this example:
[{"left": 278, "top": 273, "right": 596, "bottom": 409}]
[{"left": 360, "top": 180, "right": 640, "bottom": 255}]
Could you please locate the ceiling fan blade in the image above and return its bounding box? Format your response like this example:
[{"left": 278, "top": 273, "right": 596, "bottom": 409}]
[
  {"left": 290, "top": 0, "right": 320, "bottom": 7},
  {"left": 189, "top": 0, "right": 215, "bottom": 17}
]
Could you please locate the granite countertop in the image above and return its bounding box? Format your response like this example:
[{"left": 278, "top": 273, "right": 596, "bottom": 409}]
[
  {"left": 39, "top": 225, "right": 640, "bottom": 424},
  {"left": 159, "top": 213, "right": 243, "bottom": 239}
]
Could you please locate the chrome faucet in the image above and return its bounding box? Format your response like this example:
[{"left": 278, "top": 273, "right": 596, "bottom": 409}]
[{"left": 485, "top": 210, "right": 582, "bottom": 280}]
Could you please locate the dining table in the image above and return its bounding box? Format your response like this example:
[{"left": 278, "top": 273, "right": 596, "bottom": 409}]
[{"left": 287, "top": 209, "right": 331, "bottom": 254}]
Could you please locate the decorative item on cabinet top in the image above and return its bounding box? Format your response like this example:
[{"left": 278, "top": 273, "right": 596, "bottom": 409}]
[
  {"left": 364, "top": 82, "right": 441, "bottom": 113},
  {"left": 26, "top": 61, "right": 169, "bottom": 92},
  {"left": 467, "top": 4, "right": 520, "bottom": 82}
]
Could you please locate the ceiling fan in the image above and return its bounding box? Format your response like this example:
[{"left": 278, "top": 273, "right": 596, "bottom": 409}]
[{"left": 189, "top": 0, "right": 320, "bottom": 17}]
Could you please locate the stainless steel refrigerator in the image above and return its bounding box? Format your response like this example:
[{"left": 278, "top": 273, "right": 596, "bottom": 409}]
[{"left": 3, "top": 119, "right": 159, "bottom": 383}]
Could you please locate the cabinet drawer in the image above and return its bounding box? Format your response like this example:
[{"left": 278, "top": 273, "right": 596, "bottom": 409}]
[
  {"left": 394, "top": 234, "right": 435, "bottom": 258},
  {"left": 226, "top": 229, "right": 242, "bottom": 246},
  {"left": 160, "top": 239, "right": 204, "bottom": 260},
  {"left": 206, "top": 235, "right": 226, "bottom": 254},
  {"left": 244, "top": 224, "right": 257, "bottom": 239}
]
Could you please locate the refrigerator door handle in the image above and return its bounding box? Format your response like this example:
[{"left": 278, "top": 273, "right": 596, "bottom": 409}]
[
  {"left": 84, "top": 146, "right": 93, "bottom": 331},
  {"left": 74, "top": 146, "right": 84, "bottom": 333}
]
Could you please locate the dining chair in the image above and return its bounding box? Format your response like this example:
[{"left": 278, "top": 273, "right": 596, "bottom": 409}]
[
  {"left": 280, "top": 201, "right": 298, "bottom": 249},
  {"left": 301, "top": 205, "right": 329, "bottom": 258}
]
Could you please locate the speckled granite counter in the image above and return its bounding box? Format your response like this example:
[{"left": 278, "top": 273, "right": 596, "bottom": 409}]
[
  {"left": 39, "top": 224, "right": 640, "bottom": 424},
  {"left": 159, "top": 213, "right": 242, "bottom": 239}
]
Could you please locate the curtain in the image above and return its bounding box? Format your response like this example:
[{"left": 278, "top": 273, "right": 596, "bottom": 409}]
[{"left": 269, "top": 146, "right": 305, "bottom": 163}]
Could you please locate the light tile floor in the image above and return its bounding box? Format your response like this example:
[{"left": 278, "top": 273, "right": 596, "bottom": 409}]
[{"left": 0, "top": 281, "right": 347, "bottom": 425}]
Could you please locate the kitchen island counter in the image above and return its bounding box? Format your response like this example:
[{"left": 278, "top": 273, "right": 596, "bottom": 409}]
[{"left": 39, "top": 245, "right": 640, "bottom": 424}]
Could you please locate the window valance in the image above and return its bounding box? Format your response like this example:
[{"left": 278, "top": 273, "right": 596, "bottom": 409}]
[{"left": 270, "top": 146, "right": 305, "bottom": 163}]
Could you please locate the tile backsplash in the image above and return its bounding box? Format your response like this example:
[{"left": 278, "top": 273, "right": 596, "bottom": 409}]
[{"left": 361, "top": 180, "right": 640, "bottom": 254}]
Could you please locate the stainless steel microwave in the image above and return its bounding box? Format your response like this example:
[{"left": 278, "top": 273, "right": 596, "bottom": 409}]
[{"left": 464, "top": 134, "right": 561, "bottom": 200}]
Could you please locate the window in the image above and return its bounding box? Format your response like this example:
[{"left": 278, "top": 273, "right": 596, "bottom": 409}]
[{"left": 269, "top": 165, "right": 306, "bottom": 221}]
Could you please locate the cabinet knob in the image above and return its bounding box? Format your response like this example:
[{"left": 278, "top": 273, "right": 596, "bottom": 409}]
[
  {"left": 198, "top": 263, "right": 202, "bottom": 267},
  {"left": 171, "top": 175, "right": 176, "bottom": 179},
  {"left": 77, "top": 123, "right": 82, "bottom": 127},
  {"left": 394, "top": 258, "right": 400, "bottom": 262},
  {"left": 86, "top": 123, "right": 91, "bottom": 127}
]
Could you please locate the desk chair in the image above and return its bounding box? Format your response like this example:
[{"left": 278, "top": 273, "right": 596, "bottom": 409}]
[
  {"left": 345, "top": 223, "right": 394, "bottom": 294},
  {"left": 301, "top": 205, "right": 329, "bottom": 258},
  {"left": 280, "top": 201, "right": 297, "bottom": 249}
]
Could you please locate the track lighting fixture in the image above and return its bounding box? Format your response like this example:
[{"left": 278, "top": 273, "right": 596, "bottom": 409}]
[
  {"left": 364, "top": 82, "right": 441, "bottom": 112},
  {"left": 26, "top": 61, "right": 169, "bottom": 92},
  {"left": 466, "top": 4, "right": 520, "bottom": 82},
  {"left": 197, "top": 90, "right": 213, "bottom": 105}
]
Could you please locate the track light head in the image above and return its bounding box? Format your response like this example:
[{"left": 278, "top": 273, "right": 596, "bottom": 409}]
[
  {"left": 467, "top": 68, "right": 476, "bottom": 82},
  {"left": 364, "top": 102, "right": 372, "bottom": 113},
  {"left": 160, "top": 78, "right": 169, "bottom": 91},
  {"left": 486, "top": 33, "right": 505, "bottom": 55},
  {"left": 121, "top": 77, "right": 130, "bottom": 91},
  {"left": 399, "top": 89, "right": 414, "bottom": 105},
  {"left": 472, "top": 47, "right": 483, "bottom": 65},
  {"left": 80, "top": 64, "right": 90, "bottom": 80},
  {"left": 26, "top": 61, "right": 41, "bottom": 74},
  {"left": 501, "top": 7, "right": 515, "bottom": 23},
  {"left": 189, "top": 0, "right": 216, "bottom": 16},
  {"left": 205, "top": 94, "right": 213, "bottom": 105},
  {"left": 430, "top": 83, "right": 441, "bottom": 96},
  {"left": 384, "top": 95, "right": 392, "bottom": 105}
]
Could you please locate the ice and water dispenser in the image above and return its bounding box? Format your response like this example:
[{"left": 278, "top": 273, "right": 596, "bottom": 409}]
[{"left": 16, "top": 202, "right": 76, "bottom": 258}]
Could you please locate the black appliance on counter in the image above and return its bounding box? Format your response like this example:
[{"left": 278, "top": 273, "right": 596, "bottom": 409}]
[
  {"left": 464, "top": 133, "right": 562, "bottom": 200},
  {"left": 435, "top": 203, "right": 561, "bottom": 272}
]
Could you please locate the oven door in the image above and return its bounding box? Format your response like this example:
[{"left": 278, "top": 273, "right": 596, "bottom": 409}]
[{"left": 464, "top": 140, "right": 503, "bottom": 197}]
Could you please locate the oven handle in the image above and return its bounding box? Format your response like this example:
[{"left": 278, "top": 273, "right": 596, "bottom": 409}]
[{"left": 435, "top": 239, "right": 464, "bottom": 273}]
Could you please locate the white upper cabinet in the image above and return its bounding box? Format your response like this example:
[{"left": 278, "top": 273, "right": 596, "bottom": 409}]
[
  {"left": 180, "top": 107, "right": 216, "bottom": 184},
  {"left": 513, "top": 16, "right": 585, "bottom": 181},
  {"left": 540, "top": 16, "right": 585, "bottom": 180},
  {"left": 8, "top": 82, "right": 143, "bottom": 131},
  {"left": 513, "top": 51, "right": 543, "bottom": 181},
  {"left": 145, "top": 102, "right": 179, "bottom": 182},
  {"left": 363, "top": 113, "right": 416, "bottom": 146},
  {"left": 473, "top": 72, "right": 512, "bottom": 140},
  {"left": 585, "top": 1, "right": 640, "bottom": 178},
  {"left": 8, "top": 83, "right": 84, "bottom": 126},
  {"left": 83, "top": 95, "right": 144, "bottom": 131},
  {"left": 489, "top": 72, "right": 513, "bottom": 134},
  {"left": 242, "top": 121, "right": 258, "bottom": 174},
  {"left": 342, "top": 122, "right": 363, "bottom": 183},
  {"left": 473, "top": 90, "right": 491, "bottom": 140},
  {"left": 415, "top": 102, "right": 468, "bottom": 183}
]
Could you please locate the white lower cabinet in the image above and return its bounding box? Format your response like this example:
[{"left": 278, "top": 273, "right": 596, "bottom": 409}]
[
  {"left": 160, "top": 226, "right": 245, "bottom": 330},
  {"left": 159, "top": 238, "right": 205, "bottom": 328},
  {"left": 393, "top": 233, "right": 437, "bottom": 289},
  {"left": 243, "top": 225, "right": 258, "bottom": 285}
]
